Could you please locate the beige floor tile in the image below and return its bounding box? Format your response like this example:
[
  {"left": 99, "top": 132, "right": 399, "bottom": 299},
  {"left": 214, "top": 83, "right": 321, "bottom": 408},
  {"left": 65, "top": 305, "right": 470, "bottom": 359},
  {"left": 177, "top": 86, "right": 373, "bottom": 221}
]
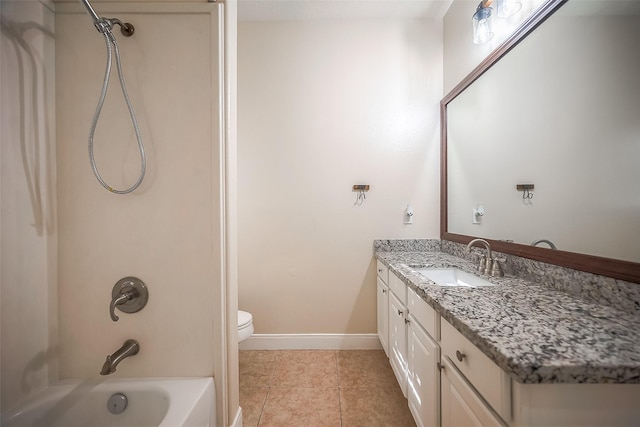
[
  {"left": 259, "top": 387, "right": 341, "bottom": 427},
  {"left": 340, "top": 386, "right": 417, "bottom": 427},
  {"left": 239, "top": 387, "right": 269, "bottom": 427},
  {"left": 239, "top": 350, "right": 281, "bottom": 388},
  {"left": 278, "top": 350, "right": 337, "bottom": 364},
  {"left": 337, "top": 350, "right": 398, "bottom": 389},
  {"left": 272, "top": 350, "right": 338, "bottom": 387}
]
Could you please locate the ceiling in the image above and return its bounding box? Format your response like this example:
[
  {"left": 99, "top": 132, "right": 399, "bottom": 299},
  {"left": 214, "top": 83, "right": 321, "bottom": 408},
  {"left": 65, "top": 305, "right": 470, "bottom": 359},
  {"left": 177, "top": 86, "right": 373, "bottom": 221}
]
[{"left": 238, "top": 0, "right": 455, "bottom": 21}]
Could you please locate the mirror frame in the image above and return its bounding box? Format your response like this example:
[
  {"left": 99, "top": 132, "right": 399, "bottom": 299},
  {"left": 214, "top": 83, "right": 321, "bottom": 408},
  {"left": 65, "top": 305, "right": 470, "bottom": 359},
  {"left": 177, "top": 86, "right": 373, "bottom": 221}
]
[{"left": 440, "top": 0, "right": 640, "bottom": 284}]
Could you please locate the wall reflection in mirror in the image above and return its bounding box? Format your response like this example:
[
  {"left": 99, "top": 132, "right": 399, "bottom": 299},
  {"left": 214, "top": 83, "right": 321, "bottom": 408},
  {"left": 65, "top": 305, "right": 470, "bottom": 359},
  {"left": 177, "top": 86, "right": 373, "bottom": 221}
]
[{"left": 447, "top": 0, "right": 640, "bottom": 264}]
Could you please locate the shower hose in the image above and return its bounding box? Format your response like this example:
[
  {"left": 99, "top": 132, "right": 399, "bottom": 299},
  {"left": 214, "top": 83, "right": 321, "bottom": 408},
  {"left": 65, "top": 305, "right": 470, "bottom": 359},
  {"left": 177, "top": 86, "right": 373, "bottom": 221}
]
[{"left": 89, "top": 30, "right": 145, "bottom": 194}]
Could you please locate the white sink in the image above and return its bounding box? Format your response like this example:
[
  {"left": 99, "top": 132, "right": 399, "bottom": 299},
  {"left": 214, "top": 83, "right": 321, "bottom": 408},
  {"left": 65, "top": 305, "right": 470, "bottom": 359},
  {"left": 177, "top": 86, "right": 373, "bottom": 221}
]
[{"left": 413, "top": 267, "right": 495, "bottom": 288}]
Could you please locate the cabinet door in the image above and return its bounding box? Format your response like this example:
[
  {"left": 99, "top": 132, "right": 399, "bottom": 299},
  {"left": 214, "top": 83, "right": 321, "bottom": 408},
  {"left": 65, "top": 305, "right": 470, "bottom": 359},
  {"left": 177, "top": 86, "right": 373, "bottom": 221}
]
[
  {"left": 389, "top": 291, "right": 408, "bottom": 397},
  {"left": 441, "top": 357, "right": 506, "bottom": 427},
  {"left": 408, "top": 316, "right": 440, "bottom": 427},
  {"left": 377, "top": 277, "right": 389, "bottom": 357}
]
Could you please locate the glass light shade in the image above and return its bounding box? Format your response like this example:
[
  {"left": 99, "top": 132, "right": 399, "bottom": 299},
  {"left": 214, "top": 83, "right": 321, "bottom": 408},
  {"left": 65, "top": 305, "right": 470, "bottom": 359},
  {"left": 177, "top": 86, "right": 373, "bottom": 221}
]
[
  {"left": 472, "top": 6, "right": 494, "bottom": 44},
  {"left": 497, "top": 0, "right": 522, "bottom": 18}
]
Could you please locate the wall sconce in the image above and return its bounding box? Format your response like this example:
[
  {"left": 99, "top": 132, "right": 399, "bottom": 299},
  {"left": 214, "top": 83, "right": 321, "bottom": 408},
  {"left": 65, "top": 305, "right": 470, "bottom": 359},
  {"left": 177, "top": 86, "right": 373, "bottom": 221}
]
[{"left": 472, "top": 0, "right": 494, "bottom": 44}]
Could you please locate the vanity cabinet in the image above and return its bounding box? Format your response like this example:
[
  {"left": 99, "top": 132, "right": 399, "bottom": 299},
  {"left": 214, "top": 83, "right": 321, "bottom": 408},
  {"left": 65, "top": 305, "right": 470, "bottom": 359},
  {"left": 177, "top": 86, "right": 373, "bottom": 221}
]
[
  {"left": 407, "top": 287, "right": 440, "bottom": 427},
  {"left": 378, "top": 269, "right": 508, "bottom": 427},
  {"left": 441, "top": 319, "right": 511, "bottom": 423},
  {"left": 441, "top": 356, "right": 506, "bottom": 427},
  {"left": 389, "top": 289, "right": 408, "bottom": 397},
  {"left": 440, "top": 318, "right": 510, "bottom": 427},
  {"left": 376, "top": 258, "right": 640, "bottom": 427},
  {"left": 376, "top": 261, "right": 390, "bottom": 356}
]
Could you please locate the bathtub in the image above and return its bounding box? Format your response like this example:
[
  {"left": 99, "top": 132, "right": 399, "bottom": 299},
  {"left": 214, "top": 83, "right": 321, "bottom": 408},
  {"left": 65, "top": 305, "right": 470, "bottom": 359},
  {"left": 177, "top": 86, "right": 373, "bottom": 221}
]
[{"left": 1, "top": 377, "right": 215, "bottom": 427}]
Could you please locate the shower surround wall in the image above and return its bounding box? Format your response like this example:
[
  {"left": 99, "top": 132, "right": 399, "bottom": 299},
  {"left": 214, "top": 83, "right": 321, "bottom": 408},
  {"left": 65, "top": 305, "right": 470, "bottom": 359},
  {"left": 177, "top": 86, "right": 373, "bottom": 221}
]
[
  {"left": 55, "top": 3, "right": 222, "bottom": 381},
  {"left": 0, "top": 0, "right": 57, "bottom": 412}
]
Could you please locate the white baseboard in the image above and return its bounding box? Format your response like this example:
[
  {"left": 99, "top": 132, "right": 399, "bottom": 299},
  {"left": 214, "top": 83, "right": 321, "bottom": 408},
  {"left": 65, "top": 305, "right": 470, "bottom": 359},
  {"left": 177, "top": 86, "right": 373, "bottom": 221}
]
[{"left": 238, "top": 333, "right": 383, "bottom": 350}]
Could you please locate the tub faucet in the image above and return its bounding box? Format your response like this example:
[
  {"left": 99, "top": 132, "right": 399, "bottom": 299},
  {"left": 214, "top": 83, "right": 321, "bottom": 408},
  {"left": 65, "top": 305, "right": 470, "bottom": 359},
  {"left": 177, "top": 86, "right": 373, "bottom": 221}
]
[{"left": 100, "top": 339, "right": 139, "bottom": 375}]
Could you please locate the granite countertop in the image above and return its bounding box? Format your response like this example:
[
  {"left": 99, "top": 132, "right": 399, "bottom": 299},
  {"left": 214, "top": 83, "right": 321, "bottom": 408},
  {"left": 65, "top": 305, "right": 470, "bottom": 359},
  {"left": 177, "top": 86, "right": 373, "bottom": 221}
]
[{"left": 375, "top": 250, "right": 640, "bottom": 384}]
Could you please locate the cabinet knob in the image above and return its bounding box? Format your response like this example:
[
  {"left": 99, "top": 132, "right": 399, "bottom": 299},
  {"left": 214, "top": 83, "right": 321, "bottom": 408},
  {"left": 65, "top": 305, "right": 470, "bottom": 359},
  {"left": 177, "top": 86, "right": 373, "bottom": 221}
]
[
  {"left": 456, "top": 350, "right": 466, "bottom": 362},
  {"left": 382, "top": 289, "right": 387, "bottom": 294},
  {"left": 404, "top": 318, "right": 410, "bottom": 325},
  {"left": 398, "top": 309, "right": 403, "bottom": 316},
  {"left": 437, "top": 362, "right": 444, "bottom": 371}
]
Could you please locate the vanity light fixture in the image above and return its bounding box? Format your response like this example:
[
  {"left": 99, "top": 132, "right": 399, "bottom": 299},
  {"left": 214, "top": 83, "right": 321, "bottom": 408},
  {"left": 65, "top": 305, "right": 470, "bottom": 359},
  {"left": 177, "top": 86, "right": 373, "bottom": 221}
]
[
  {"left": 473, "top": 0, "right": 495, "bottom": 44},
  {"left": 472, "top": 0, "right": 523, "bottom": 44},
  {"left": 496, "top": 0, "right": 522, "bottom": 18}
]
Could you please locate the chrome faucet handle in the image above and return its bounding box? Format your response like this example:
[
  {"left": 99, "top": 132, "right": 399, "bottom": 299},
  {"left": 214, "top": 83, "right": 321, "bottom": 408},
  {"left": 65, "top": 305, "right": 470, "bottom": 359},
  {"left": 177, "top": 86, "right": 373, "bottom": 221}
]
[
  {"left": 109, "top": 288, "right": 136, "bottom": 321},
  {"left": 110, "top": 277, "right": 149, "bottom": 322},
  {"left": 477, "top": 254, "right": 487, "bottom": 273},
  {"left": 490, "top": 258, "right": 505, "bottom": 277}
]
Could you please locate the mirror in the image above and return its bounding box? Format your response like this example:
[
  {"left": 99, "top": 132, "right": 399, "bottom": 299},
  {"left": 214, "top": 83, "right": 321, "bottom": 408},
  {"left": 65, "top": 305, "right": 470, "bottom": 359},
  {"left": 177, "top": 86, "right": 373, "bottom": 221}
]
[{"left": 441, "top": 0, "right": 640, "bottom": 283}]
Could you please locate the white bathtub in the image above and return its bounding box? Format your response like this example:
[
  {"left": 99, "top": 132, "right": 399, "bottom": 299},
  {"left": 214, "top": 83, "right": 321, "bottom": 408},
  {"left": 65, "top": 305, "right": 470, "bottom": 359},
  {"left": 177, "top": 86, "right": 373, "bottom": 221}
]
[{"left": 1, "top": 377, "right": 215, "bottom": 427}]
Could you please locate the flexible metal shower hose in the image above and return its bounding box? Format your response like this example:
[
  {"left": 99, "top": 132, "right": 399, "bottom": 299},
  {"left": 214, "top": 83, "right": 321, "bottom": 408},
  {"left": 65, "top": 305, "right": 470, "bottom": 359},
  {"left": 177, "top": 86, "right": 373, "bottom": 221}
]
[{"left": 88, "top": 31, "right": 146, "bottom": 194}]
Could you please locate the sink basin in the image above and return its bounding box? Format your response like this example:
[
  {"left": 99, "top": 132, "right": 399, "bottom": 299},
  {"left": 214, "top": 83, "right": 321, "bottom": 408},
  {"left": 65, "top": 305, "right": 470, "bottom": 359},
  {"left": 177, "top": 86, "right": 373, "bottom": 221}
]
[{"left": 413, "top": 267, "right": 495, "bottom": 288}]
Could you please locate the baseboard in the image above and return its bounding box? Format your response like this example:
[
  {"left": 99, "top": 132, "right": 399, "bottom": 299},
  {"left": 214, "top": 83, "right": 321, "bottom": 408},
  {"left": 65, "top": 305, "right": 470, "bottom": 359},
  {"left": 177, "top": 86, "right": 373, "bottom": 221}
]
[{"left": 238, "top": 333, "right": 383, "bottom": 350}]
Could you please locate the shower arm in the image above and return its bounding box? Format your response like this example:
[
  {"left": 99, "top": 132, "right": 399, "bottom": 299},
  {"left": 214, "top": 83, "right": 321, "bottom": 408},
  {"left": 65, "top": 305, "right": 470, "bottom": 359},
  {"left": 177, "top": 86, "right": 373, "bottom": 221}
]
[{"left": 79, "top": 0, "right": 135, "bottom": 37}]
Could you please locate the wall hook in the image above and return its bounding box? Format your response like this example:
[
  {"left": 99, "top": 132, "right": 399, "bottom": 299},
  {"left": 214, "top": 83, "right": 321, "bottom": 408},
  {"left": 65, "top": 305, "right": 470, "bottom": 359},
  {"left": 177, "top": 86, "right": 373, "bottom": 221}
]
[
  {"left": 352, "top": 185, "right": 370, "bottom": 206},
  {"left": 516, "top": 184, "right": 534, "bottom": 202}
]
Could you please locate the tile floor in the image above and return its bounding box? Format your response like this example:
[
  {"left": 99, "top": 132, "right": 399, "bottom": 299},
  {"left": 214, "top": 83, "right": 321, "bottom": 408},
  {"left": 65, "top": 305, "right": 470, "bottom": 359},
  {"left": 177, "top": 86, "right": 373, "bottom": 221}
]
[{"left": 239, "top": 349, "right": 417, "bottom": 427}]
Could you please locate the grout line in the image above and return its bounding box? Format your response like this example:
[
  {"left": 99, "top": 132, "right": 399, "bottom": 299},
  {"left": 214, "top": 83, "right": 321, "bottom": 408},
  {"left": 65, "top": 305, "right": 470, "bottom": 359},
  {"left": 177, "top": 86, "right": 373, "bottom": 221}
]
[{"left": 256, "top": 386, "right": 270, "bottom": 427}]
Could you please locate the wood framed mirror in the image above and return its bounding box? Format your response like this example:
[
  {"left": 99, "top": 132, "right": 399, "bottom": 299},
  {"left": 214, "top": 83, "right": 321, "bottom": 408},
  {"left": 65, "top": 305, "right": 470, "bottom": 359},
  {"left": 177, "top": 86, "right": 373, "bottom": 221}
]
[{"left": 440, "top": 0, "right": 640, "bottom": 284}]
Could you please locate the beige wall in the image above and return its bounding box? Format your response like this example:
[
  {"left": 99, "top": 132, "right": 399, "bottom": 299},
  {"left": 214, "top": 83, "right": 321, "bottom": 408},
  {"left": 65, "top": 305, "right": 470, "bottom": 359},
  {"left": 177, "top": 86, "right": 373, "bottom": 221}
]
[
  {"left": 0, "top": 0, "right": 57, "bottom": 412},
  {"left": 55, "top": 3, "right": 221, "bottom": 380},
  {"left": 238, "top": 19, "right": 442, "bottom": 334}
]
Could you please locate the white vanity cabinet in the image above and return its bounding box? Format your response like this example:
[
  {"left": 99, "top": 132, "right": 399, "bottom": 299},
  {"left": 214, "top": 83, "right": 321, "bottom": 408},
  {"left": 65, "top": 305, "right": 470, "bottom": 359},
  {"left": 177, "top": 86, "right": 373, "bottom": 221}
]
[
  {"left": 376, "top": 260, "right": 390, "bottom": 356},
  {"left": 407, "top": 287, "right": 440, "bottom": 427},
  {"left": 389, "top": 287, "right": 408, "bottom": 397},
  {"left": 441, "top": 356, "right": 506, "bottom": 427},
  {"left": 377, "top": 260, "right": 640, "bottom": 427},
  {"left": 440, "top": 318, "right": 511, "bottom": 425}
]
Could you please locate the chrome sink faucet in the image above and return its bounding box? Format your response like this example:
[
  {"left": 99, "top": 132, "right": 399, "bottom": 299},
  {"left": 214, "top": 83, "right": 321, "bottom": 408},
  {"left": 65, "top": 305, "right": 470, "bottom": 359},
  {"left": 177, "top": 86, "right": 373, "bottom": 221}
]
[
  {"left": 466, "top": 238, "right": 504, "bottom": 277},
  {"left": 531, "top": 239, "right": 557, "bottom": 249},
  {"left": 100, "top": 339, "right": 139, "bottom": 375}
]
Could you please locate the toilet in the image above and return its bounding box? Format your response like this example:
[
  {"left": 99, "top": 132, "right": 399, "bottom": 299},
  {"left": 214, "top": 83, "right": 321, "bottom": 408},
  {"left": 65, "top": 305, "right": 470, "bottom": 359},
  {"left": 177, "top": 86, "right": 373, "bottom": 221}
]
[{"left": 238, "top": 310, "right": 254, "bottom": 342}]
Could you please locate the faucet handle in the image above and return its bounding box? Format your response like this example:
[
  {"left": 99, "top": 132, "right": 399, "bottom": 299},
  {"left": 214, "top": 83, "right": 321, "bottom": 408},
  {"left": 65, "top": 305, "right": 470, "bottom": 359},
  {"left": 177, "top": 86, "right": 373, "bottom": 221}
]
[
  {"left": 110, "top": 277, "right": 149, "bottom": 322},
  {"left": 110, "top": 290, "right": 134, "bottom": 321},
  {"left": 490, "top": 258, "right": 505, "bottom": 277},
  {"left": 477, "top": 254, "right": 486, "bottom": 273}
]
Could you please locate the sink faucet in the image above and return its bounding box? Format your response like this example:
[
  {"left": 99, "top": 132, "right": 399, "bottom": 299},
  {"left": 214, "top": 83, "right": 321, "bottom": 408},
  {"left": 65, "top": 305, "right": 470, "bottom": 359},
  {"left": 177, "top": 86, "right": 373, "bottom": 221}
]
[
  {"left": 466, "top": 238, "right": 503, "bottom": 277},
  {"left": 100, "top": 339, "right": 139, "bottom": 375},
  {"left": 531, "top": 239, "right": 557, "bottom": 249},
  {"left": 466, "top": 238, "right": 492, "bottom": 273}
]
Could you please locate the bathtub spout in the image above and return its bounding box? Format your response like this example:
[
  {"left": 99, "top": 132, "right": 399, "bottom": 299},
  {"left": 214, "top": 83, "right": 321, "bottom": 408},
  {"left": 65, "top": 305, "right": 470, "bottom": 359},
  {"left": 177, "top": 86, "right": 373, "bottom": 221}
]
[{"left": 100, "top": 339, "right": 139, "bottom": 375}]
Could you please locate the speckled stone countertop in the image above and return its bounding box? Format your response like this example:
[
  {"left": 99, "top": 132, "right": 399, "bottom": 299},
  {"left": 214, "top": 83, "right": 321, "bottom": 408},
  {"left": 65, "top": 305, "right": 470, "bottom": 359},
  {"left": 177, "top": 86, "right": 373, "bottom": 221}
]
[{"left": 376, "top": 250, "right": 640, "bottom": 384}]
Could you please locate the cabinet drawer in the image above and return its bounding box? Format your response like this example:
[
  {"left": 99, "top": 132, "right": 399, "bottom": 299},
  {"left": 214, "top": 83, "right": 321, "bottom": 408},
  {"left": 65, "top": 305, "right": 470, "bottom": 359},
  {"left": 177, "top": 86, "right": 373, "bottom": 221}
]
[
  {"left": 441, "top": 318, "right": 511, "bottom": 421},
  {"left": 408, "top": 287, "right": 439, "bottom": 341},
  {"left": 389, "top": 272, "right": 407, "bottom": 304},
  {"left": 441, "top": 357, "right": 507, "bottom": 427},
  {"left": 376, "top": 260, "right": 389, "bottom": 284}
]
